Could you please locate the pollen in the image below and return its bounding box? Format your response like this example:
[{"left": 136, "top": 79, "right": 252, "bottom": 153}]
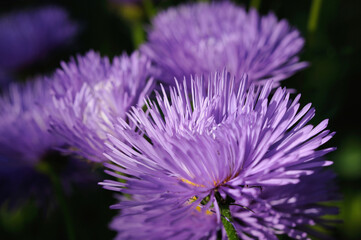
[
  {"left": 195, "top": 206, "right": 213, "bottom": 215},
  {"left": 180, "top": 178, "right": 205, "bottom": 187}
]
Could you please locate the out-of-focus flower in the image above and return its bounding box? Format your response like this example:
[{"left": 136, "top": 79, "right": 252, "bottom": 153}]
[
  {"left": 0, "top": 78, "right": 94, "bottom": 206},
  {"left": 0, "top": 79, "right": 61, "bottom": 163},
  {"left": 101, "top": 71, "right": 337, "bottom": 239},
  {"left": 50, "top": 51, "right": 154, "bottom": 162},
  {"left": 0, "top": 6, "right": 78, "bottom": 84},
  {"left": 142, "top": 2, "right": 308, "bottom": 88}
]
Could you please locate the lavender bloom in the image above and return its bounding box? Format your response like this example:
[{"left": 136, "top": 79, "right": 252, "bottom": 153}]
[
  {"left": 0, "top": 78, "right": 94, "bottom": 206},
  {"left": 50, "top": 51, "right": 154, "bottom": 162},
  {"left": 101, "top": 71, "right": 337, "bottom": 239},
  {"left": 0, "top": 79, "right": 61, "bottom": 163},
  {"left": 142, "top": 2, "right": 308, "bottom": 88},
  {"left": 0, "top": 6, "right": 78, "bottom": 84}
]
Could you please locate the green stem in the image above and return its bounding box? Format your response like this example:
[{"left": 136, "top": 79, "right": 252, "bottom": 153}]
[
  {"left": 37, "top": 162, "right": 76, "bottom": 240},
  {"left": 250, "top": 0, "right": 261, "bottom": 10},
  {"left": 308, "top": 0, "right": 323, "bottom": 33},
  {"left": 131, "top": 21, "right": 146, "bottom": 49},
  {"left": 215, "top": 193, "right": 239, "bottom": 240}
]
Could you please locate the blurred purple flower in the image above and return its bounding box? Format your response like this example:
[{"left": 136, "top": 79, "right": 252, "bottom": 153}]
[
  {"left": 101, "top": 71, "right": 337, "bottom": 239},
  {"left": 0, "top": 6, "right": 78, "bottom": 84},
  {"left": 0, "top": 78, "right": 95, "bottom": 206},
  {"left": 50, "top": 51, "right": 155, "bottom": 162},
  {"left": 0, "top": 79, "right": 61, "bottom": 162},
  {"left": 142, "top": 2, "right": 308, "bottom": 88}
]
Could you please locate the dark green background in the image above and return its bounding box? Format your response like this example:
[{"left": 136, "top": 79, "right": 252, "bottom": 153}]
[{"left": 0, "top": 0, "right": 360, "bottom": 239}]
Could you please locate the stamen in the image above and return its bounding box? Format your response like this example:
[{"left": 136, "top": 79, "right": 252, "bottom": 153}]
[{"left": 180, "top": 178, "right": 205, "bottom": 187}]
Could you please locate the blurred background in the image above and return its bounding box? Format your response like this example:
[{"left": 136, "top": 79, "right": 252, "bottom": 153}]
[{"left": 0, "top": 0, "right": 360, "bottom": 239}]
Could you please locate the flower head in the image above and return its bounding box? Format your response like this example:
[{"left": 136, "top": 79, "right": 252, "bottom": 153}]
[
  {"left": 0, "top": 78, "right": 61, "bottom": 163},
  {"left": 0, "top": 5, "right": 78, "bottom": 84},
  {"left": 50, "top": 51, "right": 154, "bottom": 162},
  {"left": 101, "top": 71, "right": 337, "bottom": 239},
  {"left": 142, "top": 2, "right": 308, "bottom": 88},
  {"left": 0, "top": 78, "right": 94, "bottom": 206}
]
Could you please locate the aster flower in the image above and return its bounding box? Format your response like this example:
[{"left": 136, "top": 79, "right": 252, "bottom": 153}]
[
  {"left": 50, "top": 51, "right": 154, "bottom": 162},
  {"left": 142, "top": 2, "right": 308, "bottom": 88},
  {"left": 0, "top": 5, "right": 78, "bottom": 71},
  {"left": 0, "top": 79, "right": 61, "bottom": 163},
  {"left": 0, "top": 78, "right": 95, "bottom": 206},
  {"left": 0, "top": 6, "right": 78, "bottom": 84},
  {"left": 101, "top": 71, "right": 337, "bottom": 239}
]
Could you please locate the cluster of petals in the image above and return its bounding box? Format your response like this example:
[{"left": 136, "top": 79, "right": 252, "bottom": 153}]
[
  {"left": 142, "top": 2, "right": 308, "bottom": 88},
  {"left": 102, "top": 71, "right": 337, "bottom": 239},
  {"left": 50, "top": 51, "right": 154, "bottom": 162}
]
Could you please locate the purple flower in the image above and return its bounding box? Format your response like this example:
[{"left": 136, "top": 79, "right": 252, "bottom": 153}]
[
  {"left": 0, "top": 78, "right": 95, "bottom": 206},
  {"left": 0, "top": 6, "right": 78, "bottom": 84},
  {"left": 50, "top": 51, "right": 155, "bottom": 162},
  {"left": 0, "top": 78, "right": 61, "bottom": 162},
  {"left": 142, "top": 2, "right": 308, "bottom": 88},
  {"left": 101, "top": 71, "right": 337, "bottom": 239}
]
